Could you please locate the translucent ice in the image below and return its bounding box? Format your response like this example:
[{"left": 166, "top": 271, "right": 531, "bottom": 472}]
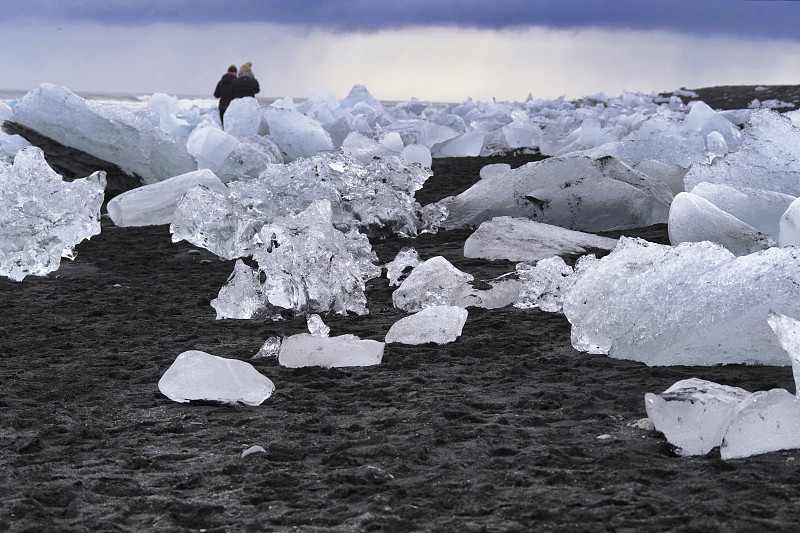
[
  {"left": 515, "top": 256, "right": 577, "bottom": 313},
  {"left": 186, "top": 120, "right": 239, "bottom": 173},
  {"left": 392, "top": 256, "right": 474, "bottom": 312},
  {"left": 0, "top": 147, "right": 106, "bottom": 281},
  {"left": 278, "top": 333, "right": 384, "bottom": 368},
  {"left": 779, "top": 197, "right": 800, "bottom": 247},
  {"left": 385, "top": 248, "right": 421, "bottom": 287},
  {"left": 262, "top": 107, "right": 334, "bottom": 161},
  {"left": 767, "top": 311, "right": 800, "bottom": 395},
  {"left": 158, "top": 350, "right": 275, "bottom": 406},
  {"left": 210, "top": 259, "right": 271, "bottom": 319},
  {"left": 720, "top": 388, "right": 800, "bottom": 460},
  {"left": 307, "top": 314, "right": 330, "bottom": 337},
  {"left": 432, "top": 131, "right": 485, "bottom": 158},
  {"left": 253, "top": 336, "right": 282, "bottom": 359},
  {"left": 224, "top": 97, "right": 262, "bottom": 138},
  {"left": 464, "top": 217, "right": 617, "bottom": 263},
  {"left": 107, "top": 169, "right": 228, "bottom": 227},
  {"left": 667, "top": 192, "right": 775, "bottom": 256},
  {"left": 436, "top": 155, "right": 673, "bottom": 232},
  {"left": 644, "top": 378, "right": 751, "bottom": 456},
  {"left": 11, "top": 84, "right": 196, "bottom": 185},
  {"left": 385, "top": 305, "right": 468, "bottom": 345},
  {"left": 563, "top": 238, "right": 800, "bottom": 365},
  {"left": 400, "top": 144, "right": 433, "bottom": 168}
]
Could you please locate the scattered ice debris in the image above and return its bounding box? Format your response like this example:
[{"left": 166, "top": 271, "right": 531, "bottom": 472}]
[
  {"left": 158, "top": 350, "right": 275, "bottom": 406},
  {"left": 645, "top": 378, "right": 751, "bottom": 456},
  {"left": 385, "top": 305, "right": 468, "bottom": 345},
  {"left": 563, "top": 238, "right": 800, "bottom": 365},
  {"left": 0, "top": 146, "right": 106, "bottom": 281},
  {"left": 596, "top": 434, "right": 613, "bottom": 441},
  {"left": 278, "top": 333, "right": 384, "bottom": 368},
  {"left": 210, "top": 201, "right": 381, "bottom": 319},
  {"left": 307, "top": 314, "right": 330, "bottom": 337},
  {"left": 667, "top": 191, "right": 775, "bottom": 256},
  {"left": 392, "top": 256, "right": 474, "bottom": 313},
  {"left": 106, "top": 169, "right": 227, "bottom": 227},
  {"left": 385, "top": 248, "right": 421, "bottom": 286},
  {"left": 11, "top": 83, "right": 196, "bottom": 185},
  {"left": 253, "top": 336, "right": 282, "bottom": 359},
  {"left": 241, "top": 445, "right": 267, "bottom": 458},
  {"left": 436, "top": 155, "right": 672, "bottom": 232},
  {"left": 464, "top": 217, "right": 617, "bottom": 262},
  {"left": 171, "top": 150, "right": 438, "bottom": 259}
]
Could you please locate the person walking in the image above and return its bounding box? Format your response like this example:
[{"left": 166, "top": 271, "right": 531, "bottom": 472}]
[
  {"left": 230, "top": 62, "right": 260, "bottom": 100},
  {"left": 213, "top": 64, "right": 237, "bottom": 125}
]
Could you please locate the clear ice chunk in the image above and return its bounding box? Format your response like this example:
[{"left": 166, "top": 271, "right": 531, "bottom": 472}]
[
  {"left": 720, "top": 388, "right": 800, "bottom": 460},
  {"left": 644, "top": 378, "right": 751, "bottom": 456},
  {"left": 385, "top": 305, "right": 468, "bottom": 345},
  {"left": 307, "top": 314, "right": 330, "bottom": 337},
  {"left": 392, "top": 256, "right": 474, "bottom": 312},
  {"left": 514, "top": 256, "right": 585, "bottom": 313},
  {"left": 385, "top": 247, "right": 421, "bottom": 286},
  {"left": 464, "top": 217, "right": 617, "bottom": 262},
  {"left": 262, "top": 107, "right": 334, "bottom": 161},
  {"left": 158, "top": 350, "right": 275, "bottom": 406},
  {"left": 278, "top": 333, "right": 384, "bottom": 368},
  {"left": 767, "top": 311, "right": 800, "bottom": 395},
  {"left": 253, "top": 336, "right": 282, "bottom": 359},
  {"left": 0, "top": 147, "right": 106, "bottom": 281},
  {"left": 223, "top": 97, "right": 262, "bottom": 138}
]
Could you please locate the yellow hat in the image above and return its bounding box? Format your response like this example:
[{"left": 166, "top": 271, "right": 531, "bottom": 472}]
[{"left": 239, "top": 62, "right": 253, "bottom": 73}]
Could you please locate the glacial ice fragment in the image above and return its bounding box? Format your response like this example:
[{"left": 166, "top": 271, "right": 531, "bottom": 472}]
[
  {"left": 720, "top": 388, "right": 800, "bottom": 460},
  {"left": 779, "top": 197, "right": 800, "bottom": 248},
  {"left": 224, "top": 97, "right": 262, "bottom": 138},
  {"left": 464, "top": 217, "right": 617, "bottom": 262},
  {"left": 767, "top": 311, "right": 800, "bottom": 395},
  {"left": 158, "top": 350, "right": 275, "bottom": 406},
  {"left": 385, "top": 305, "right": 468, "bottom": 345},
  {"left": 562, "top": 237, "right": 800, "bottom": 365},
  {"left": 262, "top": 107, "right": 334, "bottom": 161},
  {"left": 253, "top": 336, "right": 282, "bottom": 359},
  {"left": 392, "top": 256, "right": 473, "bottom": 312},
  {"left": 0, "top": 147, "right": 106, "bottom": 281},
  {"left": 644, "top": 378, "right": 751, "bottom": 456},
  {"left": 278, "top": 333, "right": 384, "bottom": 368},
  {"left": 107, "top": 169, "right": 228, "bottom": 227},
  {"left": 515, "top": 256, "right": 578, "bottom": 313},
  {"left": 385, "top": 248, "right": 421, "bottom": 286},
  {"left": 307, "top": 314, "right": 330, "bottom": 337},
  {"left": 211, "top": 260, "right": 272, "bottom": 319}
]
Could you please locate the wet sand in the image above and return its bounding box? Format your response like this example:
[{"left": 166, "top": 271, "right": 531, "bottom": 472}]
[{"left": 3, "top": 86, "right": 800, "bottom": 532}]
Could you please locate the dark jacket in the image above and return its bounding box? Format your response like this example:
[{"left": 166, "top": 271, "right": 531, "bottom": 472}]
[
  {"left": 214, "top": 72, "right": 237, "bottom": 121},
  {"left": 230, "top": 76, "right": 260, "bottom": 100}
]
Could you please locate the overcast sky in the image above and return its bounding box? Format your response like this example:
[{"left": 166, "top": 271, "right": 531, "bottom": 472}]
[{"left": 3, "top": 0, "right": 800, "bottom": 102}]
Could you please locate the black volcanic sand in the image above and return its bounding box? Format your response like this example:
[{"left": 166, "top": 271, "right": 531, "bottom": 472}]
[{"left": 3, "top": 87, "right": 800, "bottom": 532}]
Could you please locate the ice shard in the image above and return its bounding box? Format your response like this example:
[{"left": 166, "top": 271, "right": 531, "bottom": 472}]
[
  {"left": 385, "top": 305, "right": 469, "bottom": 345},
  {"left": 767, "top": 311, "right": 800, "bottom": 395},
  {"left": 158, "top": 350, "right": 275, "bottom": 406},
  {"left": 645, "top": 378, "right": 751, "bottom": 456},
  {"left": 385, "top": 248, "right": 421, "bottom": 286},
  {"left": 0, "top": 147, "right": 106, "bottom": 281},
  {"left": 278, "top": 333, "right": 384, "bottom": 368}
]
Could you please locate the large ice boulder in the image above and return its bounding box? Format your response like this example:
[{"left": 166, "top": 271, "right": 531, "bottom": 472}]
[
  {"left": 667, "top": 192, "right": 775, "bottom": 256},
  {"left": 107, "top": 169, "right": 227, "bottom": 227},
  {"left": 435, "top": 155, "right": 673, "bottom": 232},
  {"left": 158, "top": 350, "right": 275, "bottom": 406},
  {"left": 210, "top": 200, "right": 381, "bottom": 319},
  {"left": 186, "top": 120, "right": 239, "bottom": 173},
  {"left": 224, "top": 97, "right": 262, "bottom": 138},
  {"left": 563, "top": 237, "right": 800, "bottom": 365},
  {"left": 11, "top": 84, "right": 196, "bottom": 184},
  {"left": 0, "top": 147, "right": 105, "bottom": 281},
  {"left": 262, "top": 107, "right": 334, "bottom": 161},
  {"left": 385, "top": 305, "right": 469, "bottom": 345},
  {"left": 464, "top": 217, "right": 617, "bottom": 262},
  {"left": 278, "top": 333, "right": 384, "bottom": 368}
]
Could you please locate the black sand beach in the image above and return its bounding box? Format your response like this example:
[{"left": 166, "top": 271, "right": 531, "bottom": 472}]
[{"left": 2, "top": 86, "right": 800, "bottom": 532}]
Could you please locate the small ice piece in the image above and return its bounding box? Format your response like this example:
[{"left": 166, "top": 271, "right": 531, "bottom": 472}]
[
  {"left": 464, "top": 217, "right": 617, "bottom": 262},
  {"left": 385, "top": 247, "right": 421, "bottom": 286},
  {"left": 253, "top": 336, "right": 282, "bottom": 359},
  {"left": 767, "top": 311, "right": 800, "bottom": 395},
  {"left": 400, "top": 144, "right": 432, "bottom": 168},
  {"left": 385, "top": 305, "right": 468, "bottom": 345},
  {"left": 645, "top": 378, "right": 751, "bottom": 456},
  {"left": 262, "top": 107, "right": 334, "bottom": 161},
  {"left": 455, "top": 276, "right": 523, "bottom": 310},
  {"left": 720, "top": 388, "right": 800, "bottom": 460},
  {"left": 0, "top": 147, "right": 106, "bottom": 281},
  {"left": 186, "top": 120, "right": 239, "bottom": 173},
  {"left": 224, "top": 97, "right": 261, "bottom": 138},
  {"left": 241, "top": 445, "right": 266, "bottom": 458},
  {"left": 107, "top": 169, "right": 228, "bottom": 227},
  {"left": 158, "top": 350, "right": 276, "bottom": 406},
  {"left": 210, "top": 260, "right": 271, "bottom": 319},
  {"left": 668, "top": 192, "right": 775, "bottom": 256},
  {"left": 515, "top": 256, "right": 575, "bottom": 313},
  {"left": 307, "top": 314, "right": 330, "bottom": 337},
  {"left": 392, "top": 256, "right": 473, "bottom": 312},
  {"left": 278, "top": 333, "right": 384, "bottom": 368}
]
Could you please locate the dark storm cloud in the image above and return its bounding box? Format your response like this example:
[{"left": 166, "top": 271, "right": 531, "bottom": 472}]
[{"left": 7, "top": 0, "right": 800, "bottom": 42}]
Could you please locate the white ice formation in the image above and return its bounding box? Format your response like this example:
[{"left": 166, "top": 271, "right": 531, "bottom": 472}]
[
  {"left": 436, "top": 155, "right": 673, "bottom": 232},
  {"left": 392, "top": 256, "right": 474, "bottom": 312},
  {"left": 11, "top": 84, "right": 196, "bottom": 184},
  {"left": 307, "top": 314, "right": 331, "bottom": 337},
  {"left": 385, "top": 305, "right": 469, "bottom": 345},
  {"left": 278, "top": 333, "right": 384, "bottom": 368},
  {"left": 158, "top": 350, "right": 275, "bottom": 406},
  {"left": 385, "top": 248, "right": 421, "bottom": 286},
  {"left": 563, "top": 238, "right": 800, "bottom": 365},
  {"left": 107, "top": 169, "right": 228, "bottom": 227},
  {"left": 224, "top": 97, "right": 262, "bottom": 138},
  {"left": 0, "top": 147, "right": 106, "bottom": 281},
  {"left": 171, "top": 150, "right": 438, "bottom": 260},
  {"left": 464, "top": 217, "right": 617, "bottom": 262},
  {"left": 262, "top": 107, "right": 335, "bottom": 161},
  {"left": 210, "top": 201, "right": 381, "bottom": 319}
]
